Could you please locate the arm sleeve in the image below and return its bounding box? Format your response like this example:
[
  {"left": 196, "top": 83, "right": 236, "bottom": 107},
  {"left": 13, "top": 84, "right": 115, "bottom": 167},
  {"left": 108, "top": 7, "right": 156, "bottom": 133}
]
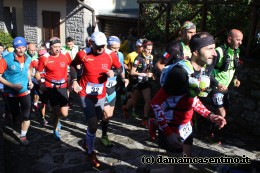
[
  {"left": 113, "top": 66, "right": 123, "bottom": 76},
  {"left": 151, "top": 88, "right": 173, "bottom": 136},
  {"left": 192, "top": 97, "right": 211, "bottom": 118}
]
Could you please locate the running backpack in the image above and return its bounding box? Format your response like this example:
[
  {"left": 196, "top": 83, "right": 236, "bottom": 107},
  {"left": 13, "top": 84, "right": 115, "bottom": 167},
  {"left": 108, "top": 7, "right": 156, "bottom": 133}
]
[
  {"left": 160, "top": 60, "right": 211, "bottom": 97},
  {"left": 160, "top": 60, "right": 194, "bottom": 87}
]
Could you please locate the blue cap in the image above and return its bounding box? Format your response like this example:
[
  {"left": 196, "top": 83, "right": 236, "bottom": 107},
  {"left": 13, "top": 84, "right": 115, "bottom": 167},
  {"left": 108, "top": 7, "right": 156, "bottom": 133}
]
[{"left": 12, "top": 37, "right": 27, "bottom": 48}]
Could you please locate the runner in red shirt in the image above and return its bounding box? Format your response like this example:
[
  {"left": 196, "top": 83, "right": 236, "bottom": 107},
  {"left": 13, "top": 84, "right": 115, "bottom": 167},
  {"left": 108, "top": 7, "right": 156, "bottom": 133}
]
[
  {"left": 70, "top": 31, "right": 122, "bottom": 168},
  {"left": 35, "top": 37, "right": 72, "bottom": 141}
]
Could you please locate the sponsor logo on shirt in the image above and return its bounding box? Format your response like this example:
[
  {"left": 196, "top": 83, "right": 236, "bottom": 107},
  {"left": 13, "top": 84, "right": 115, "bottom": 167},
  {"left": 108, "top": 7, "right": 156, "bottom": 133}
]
[
  {"left": 11, "top": 65, "right": 15, "bottom": 70},
  {"left": 101, "top": 64, "right": 108, "bottom": 69},
  {"left": 60, "top": 62, "right": 65, "bottom": 67},
  {"left": 86, "top": 58, "right": 94, "bottom": 62}
]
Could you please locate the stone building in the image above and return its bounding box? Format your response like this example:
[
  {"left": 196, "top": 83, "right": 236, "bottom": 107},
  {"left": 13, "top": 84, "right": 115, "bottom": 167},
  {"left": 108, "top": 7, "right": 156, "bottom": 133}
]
[{"left": 0, "top": 0, "right": 139, "bottom": 48}]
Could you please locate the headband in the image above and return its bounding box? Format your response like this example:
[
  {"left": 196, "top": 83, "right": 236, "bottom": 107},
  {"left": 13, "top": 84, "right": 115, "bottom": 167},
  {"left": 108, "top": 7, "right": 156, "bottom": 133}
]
[
  {"left": 190, "top": 36, "right": 215, "bottom": 52},
  {"left": 142, "top": 41, "right": 153, "bottom": 47},
  {"left": 181, "top": 22, "right": 196, "bottom": 30},
  {"left": 49, "top": 38, "right": 61, "bottom": 46}
]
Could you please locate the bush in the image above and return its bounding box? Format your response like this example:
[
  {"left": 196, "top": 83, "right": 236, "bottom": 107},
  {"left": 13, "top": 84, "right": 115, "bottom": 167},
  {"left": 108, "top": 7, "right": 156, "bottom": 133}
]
[{"left": 0, "top": 30, "right": 13, "bottom": 47}]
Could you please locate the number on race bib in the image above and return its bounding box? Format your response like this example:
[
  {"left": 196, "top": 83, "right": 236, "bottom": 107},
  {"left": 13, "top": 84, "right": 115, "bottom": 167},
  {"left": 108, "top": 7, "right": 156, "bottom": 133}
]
[
  {"left": 106, "top": 76, "right": 117, "bottom": 88},
  {"left": 178, "top": 121, "right": 192, "bottom": 140},
  {"left": 91, "top": 87, "right": 99, "bottom": 93},
  {"left": 86, "top": 82, "right": 104, "bottom": 96}
]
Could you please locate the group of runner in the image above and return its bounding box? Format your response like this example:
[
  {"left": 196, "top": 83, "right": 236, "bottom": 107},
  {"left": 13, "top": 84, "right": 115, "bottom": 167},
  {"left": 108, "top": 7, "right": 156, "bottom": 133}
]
[{"left": 0, "top": 20, "right": 244, "bottom": 170}]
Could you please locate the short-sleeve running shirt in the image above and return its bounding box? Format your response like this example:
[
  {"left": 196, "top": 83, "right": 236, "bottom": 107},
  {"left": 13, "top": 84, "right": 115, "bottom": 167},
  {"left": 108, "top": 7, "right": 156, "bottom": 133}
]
[
  {"left": 74, "top": 48, "right": 121, "bottom": 99},
  {"left": 37, "top": 52, "right": 72, "bottom": 88},
  {"left": 124, "top": 51, "right": 138, "bottom": 69}
]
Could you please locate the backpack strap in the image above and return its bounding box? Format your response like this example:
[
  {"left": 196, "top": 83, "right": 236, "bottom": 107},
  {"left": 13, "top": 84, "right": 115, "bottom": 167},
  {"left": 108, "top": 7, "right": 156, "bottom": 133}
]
[
  {"left": 215, "top": 45, "right": 230, "bottom": 72},
  {"left": 175, "top": 60, "right": 194, "bottom": 76},
  {"left": 160, "top": 59, "right": 193, "bottom": 87}
]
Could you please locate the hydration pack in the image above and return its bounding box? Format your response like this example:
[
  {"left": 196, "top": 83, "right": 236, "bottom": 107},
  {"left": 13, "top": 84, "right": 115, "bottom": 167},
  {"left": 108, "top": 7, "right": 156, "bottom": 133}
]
[
  {"left": 160, "top": 60, "right": 211, "bottom": 97},
  {"left": 160, "top": 60, "right": 193, "bottom": 87},
  {"left": 215, "top": 46, "right": 240, "bottom": 72}
]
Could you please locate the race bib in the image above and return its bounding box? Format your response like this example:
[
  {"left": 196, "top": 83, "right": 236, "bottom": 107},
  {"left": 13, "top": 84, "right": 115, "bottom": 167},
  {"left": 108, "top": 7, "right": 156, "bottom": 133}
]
[
  {"left": 178, "top": 121, "right": 192, "bottom": 140},
  {"left": 213, "top": 93, "right": 224, "bottom": 105},
  {"left": 106, "top": 76, "right": 117, "bottom": 88},
  {"left": 86, "top": 82, "right": 104, "bottom": 96}
]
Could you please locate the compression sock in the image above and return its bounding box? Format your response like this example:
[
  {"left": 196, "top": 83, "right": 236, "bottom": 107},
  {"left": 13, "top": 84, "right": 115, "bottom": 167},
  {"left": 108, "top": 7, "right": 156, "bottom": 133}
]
[
  {"left": 86, "top": 128, "right": 96, "bottom": 155},
  {"left": 101, "top": 120, "right": 109, "bottom": 137}
]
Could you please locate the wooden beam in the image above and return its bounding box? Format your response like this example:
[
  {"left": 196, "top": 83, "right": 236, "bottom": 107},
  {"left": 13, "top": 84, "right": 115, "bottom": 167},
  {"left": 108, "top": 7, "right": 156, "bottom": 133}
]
[
  {"left": 139, "top": 4, "right": 168, "bottom": 37},
  {"left": 246, "top": 4, "right": 258, "bottom": 57},
  {"left": 137, "top": 0, "right": 178, "bottom": 3},
  {"left": 200, "top": 4, "right": 207, "bottom": 31},
  {"left": 189, "top": 0, "right": 244, "bottom": 4},
  {"left": 165, "top": 3, "right": 171, "bottom": 42}
]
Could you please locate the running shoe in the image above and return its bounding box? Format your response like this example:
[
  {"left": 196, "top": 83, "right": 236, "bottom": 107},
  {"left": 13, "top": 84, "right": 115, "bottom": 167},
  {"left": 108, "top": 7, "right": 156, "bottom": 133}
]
[
  {"left": 206, "top": 133, "right": 222, "bottom": 145},
  {"left": 42, "top": 117, "right": 48, "bottom": 126},
  {"left": 141, "top": 119, "right": 149, "bottom": 128},
  {"left": 122, "top": 106, "right": 129, "bottom": 119},
  {"left": 53, "top": 130, "right": 61, "bottom": 141},
  {"left": 131, "top": 111, "right": 139, "bottom": 118},
  {"left": 20, "top": 136, "right": 29, "bottom": 146},
  {"left": 87, "top": 151, "right": 101, "bottom": 168},
  {"left": 100, "top": 135, "right": 113, "bottom": 147},
  {"left": 148, "top": 118, "right": 157, "bottom": 141}
]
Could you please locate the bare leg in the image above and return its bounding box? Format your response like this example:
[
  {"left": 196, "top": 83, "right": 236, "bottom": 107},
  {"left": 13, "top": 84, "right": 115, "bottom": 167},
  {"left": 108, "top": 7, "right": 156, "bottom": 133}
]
[{"left": 141, "top": 87, "right": 151, "bottom": 118}]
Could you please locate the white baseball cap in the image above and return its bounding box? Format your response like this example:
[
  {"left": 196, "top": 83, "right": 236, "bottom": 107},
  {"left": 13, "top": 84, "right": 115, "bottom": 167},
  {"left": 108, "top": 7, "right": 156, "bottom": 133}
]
[
  {"left": 91, "top": 31, "right": 107, "bottom": 46},
  {"left": 136, "top": 39, "right": 144, "bottom": 46}
]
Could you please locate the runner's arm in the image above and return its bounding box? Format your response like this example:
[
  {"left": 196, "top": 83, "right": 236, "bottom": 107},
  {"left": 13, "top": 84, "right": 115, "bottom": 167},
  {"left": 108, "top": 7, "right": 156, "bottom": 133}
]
[
  {"left": 151, "top": 88, "right": 173, "bottom": 136},
  {"left": 70, "top": 51, "right": 84, "bottom": 81},
  {"left": 192, "top": 97, "right": 211, "bottom": 118}
]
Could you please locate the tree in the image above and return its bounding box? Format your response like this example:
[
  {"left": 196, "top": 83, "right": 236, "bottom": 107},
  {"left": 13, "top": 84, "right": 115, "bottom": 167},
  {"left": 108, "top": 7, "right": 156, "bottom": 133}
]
[{"left": 0, "top": 30, "right": 13, "bottom": 47}]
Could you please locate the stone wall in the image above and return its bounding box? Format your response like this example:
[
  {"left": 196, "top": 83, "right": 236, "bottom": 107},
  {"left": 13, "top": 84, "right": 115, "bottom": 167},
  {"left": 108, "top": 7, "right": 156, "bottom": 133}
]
[
  {"left": 0, "top": 0, "right": 5, "bottom": 31},
  {"left": 227, "top": 59, "right": 260, "bottom": 136},
  {"left": 23, "top": 0, "right": 37, "bottom": 43},
  {"left": 65, "top": 0, "right": 85, "bottom": 48}
]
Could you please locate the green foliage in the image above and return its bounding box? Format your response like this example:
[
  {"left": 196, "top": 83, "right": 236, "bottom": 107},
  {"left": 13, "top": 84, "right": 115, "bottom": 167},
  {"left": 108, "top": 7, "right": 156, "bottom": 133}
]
[
  {"left": 140, "top": 0, "right": 252, "bottom": 48},
  {"left": 0, "top": 30, "right": 13, "bottom": 47}
]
